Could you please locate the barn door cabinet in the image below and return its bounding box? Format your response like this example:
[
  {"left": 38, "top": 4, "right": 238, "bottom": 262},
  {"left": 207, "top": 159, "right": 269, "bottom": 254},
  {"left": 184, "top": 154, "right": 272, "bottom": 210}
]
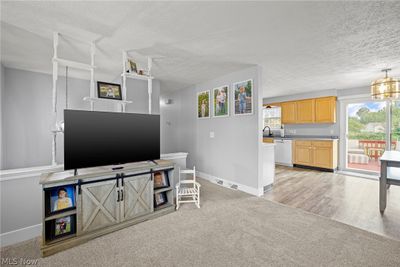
[
  {"left": 40, "top": 160, "right": 175, "bottom": 257},
  {"left": 77, "top": 173, "right": 153, "bottom": 235}
]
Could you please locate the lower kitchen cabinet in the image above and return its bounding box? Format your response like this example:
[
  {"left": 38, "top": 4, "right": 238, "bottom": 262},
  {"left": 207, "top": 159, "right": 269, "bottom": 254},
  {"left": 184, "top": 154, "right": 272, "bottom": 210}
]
[{"left": 293, "top": 140, "right": 338, "bottom": 171}]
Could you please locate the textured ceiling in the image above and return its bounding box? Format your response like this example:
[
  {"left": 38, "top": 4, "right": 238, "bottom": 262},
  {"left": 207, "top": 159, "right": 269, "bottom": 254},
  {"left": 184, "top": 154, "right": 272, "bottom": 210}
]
[{"left": 1, "top": 1, "right": 400, "bottom": 97}]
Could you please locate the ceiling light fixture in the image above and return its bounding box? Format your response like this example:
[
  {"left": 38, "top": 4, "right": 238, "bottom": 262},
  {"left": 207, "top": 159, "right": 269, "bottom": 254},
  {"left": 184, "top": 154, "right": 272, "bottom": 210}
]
[{"left": 371, "top": 68, "right": 400, "bottom": 100}]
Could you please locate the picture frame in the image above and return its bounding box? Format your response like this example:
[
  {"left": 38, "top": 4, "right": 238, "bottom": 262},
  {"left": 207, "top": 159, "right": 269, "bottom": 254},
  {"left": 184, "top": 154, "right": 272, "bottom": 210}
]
[
  {"left": 213, "top": 85, "right": 229, "bottom": 117},
  {"left": 127, "top": 59, "right": 137, "bottom": 74},
  {"left": 153, "top": 171, "right": 170, "bottom": 189},
  {"left": 45, "top": 185, "right": 76, "bottom": 216},
  {"left": 97, "top": 81, "right": 122, "bottom": 100},
  {"left": 233, "top": 79, "right": 253, "bottom": 116},
  {"left": 154, "top": 192, "right": 168, "bottom": 208},
  {"left": 45, "top": 215, "right": 76, "bottom": 241},
  {"left": 197, "top": 90, "right": 210, "bottom": 119}
]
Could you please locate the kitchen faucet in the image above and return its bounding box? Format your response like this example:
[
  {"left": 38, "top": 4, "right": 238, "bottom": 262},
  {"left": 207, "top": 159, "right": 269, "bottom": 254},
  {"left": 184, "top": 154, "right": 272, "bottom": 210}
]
[{"left": 263, "top": 125, "right": 272, "bottom": 136}]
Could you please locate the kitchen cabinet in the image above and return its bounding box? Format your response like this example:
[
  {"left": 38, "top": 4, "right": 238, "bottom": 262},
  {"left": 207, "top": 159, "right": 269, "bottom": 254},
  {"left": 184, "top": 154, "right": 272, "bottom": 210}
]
[
  {"left": 281, "top": 101, "right": 297, "bottom": 124},
  {"left": 263, "top": 137, "right": 274, "bottom": 143},
  {"left": 293, "top": 140, "right": 338, "bottom": 170},
  {"left": 278, "top": 96, "right": 336, "bottom": 124},
  {"left": 315, "top": 97, "right": 336, "bottom": 123},
  {"left": 296, "top": 99, "right": 315, "bottom": 123},
  {"left": 293, "top": 141, "right": 313, "bottom": 166}
]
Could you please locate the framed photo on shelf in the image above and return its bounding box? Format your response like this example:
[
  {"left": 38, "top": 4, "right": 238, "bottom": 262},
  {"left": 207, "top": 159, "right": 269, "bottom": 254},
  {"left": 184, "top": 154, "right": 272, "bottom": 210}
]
[
  {"left": 45, "top": 185, "right": 76, "bottom": 216},
  {"left": 197, "top": 90, "right": 210, "bottom": 119},
  {"left": 153, "top": 171, "right": 170, "bottom": 189},
  {"left": 97, "top": 81, "right": 122, "bottom": 100},
  {"left": 127, "top": 59, "right": 137, "bottom": 73},
  {"left": 154, "top": 192, "right": 168, "bottom": 208},
  {"left": 213, "top": 85, "right": 229, "bottom": 117},
  {"left": 45, "top": 215, "right": 76, "bottom": 241},
  {"left": 233, "top": 79, "right": 253, "bottom": 116}
]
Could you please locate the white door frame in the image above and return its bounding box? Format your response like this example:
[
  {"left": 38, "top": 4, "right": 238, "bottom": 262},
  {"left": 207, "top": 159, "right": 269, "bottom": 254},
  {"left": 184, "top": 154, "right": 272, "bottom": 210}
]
[{"left": 339, "top": 95, "right": 391, "bottom": 175}]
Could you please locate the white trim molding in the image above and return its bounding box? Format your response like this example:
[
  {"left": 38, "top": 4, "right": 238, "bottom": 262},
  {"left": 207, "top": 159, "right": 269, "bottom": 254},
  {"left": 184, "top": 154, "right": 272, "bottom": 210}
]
[
  {"left": 0, "top": 164, "right": 63, "bottom": 182},
  {"left": 0, "top": 224, "right": 42, "bottom": 247},
  {"left": 197, "top": 171, "right": 263, "bottom": 196}
]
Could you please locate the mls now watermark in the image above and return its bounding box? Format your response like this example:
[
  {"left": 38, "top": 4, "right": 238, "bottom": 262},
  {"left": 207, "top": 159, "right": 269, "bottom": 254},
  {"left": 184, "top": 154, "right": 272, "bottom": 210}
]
[{"left": 1, "top": 257, "right": 39, "bottom": 265}]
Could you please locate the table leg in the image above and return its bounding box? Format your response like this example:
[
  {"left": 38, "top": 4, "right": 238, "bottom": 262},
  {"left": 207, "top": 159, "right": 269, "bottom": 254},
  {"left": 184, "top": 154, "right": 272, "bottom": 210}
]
[{"left": 380, "top": 161, "right": 387, "bottom": 213}]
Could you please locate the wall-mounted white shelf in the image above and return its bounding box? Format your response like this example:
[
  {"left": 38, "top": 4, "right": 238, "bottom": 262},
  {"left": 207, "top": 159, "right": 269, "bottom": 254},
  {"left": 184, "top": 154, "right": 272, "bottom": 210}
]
[
  {"left": 122, "top": 72, "right": 154, "bottom": 81},
  {"left": 53, "top": 57, "right": 95, "bottom": 71},
  {"left": 83, "top": 96, "right": 133, "bottom": 105}
]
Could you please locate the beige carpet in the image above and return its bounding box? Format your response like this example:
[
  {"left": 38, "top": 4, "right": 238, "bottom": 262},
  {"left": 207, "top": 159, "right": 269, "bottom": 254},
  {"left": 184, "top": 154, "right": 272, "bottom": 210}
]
[{"left": 2, "top": 178, "right": 400, "bottom": 267}]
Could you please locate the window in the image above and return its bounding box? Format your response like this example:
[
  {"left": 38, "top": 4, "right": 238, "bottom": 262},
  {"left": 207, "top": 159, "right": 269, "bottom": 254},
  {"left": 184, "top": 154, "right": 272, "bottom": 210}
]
[{"left": 263, "top": 106, "right": 281, "bottom": 130}]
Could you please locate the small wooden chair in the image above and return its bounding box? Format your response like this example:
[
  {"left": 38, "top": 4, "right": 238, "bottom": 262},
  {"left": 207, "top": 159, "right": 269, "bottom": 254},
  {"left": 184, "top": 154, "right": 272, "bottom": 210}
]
[{"left": 175, "top": 166, "right": 201, "bottom": 210}]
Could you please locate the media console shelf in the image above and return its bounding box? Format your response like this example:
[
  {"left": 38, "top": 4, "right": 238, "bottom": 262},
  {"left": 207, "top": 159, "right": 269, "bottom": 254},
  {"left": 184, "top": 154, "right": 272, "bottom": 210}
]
[{"left": 40, "top": 160, "right": 175, "bottom": 257}]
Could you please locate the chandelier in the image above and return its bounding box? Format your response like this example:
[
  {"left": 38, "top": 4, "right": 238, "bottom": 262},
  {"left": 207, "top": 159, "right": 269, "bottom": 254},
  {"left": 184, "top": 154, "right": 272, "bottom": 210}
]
[{"left": 371, "top": 68, "right": 400, "bottom": 100}]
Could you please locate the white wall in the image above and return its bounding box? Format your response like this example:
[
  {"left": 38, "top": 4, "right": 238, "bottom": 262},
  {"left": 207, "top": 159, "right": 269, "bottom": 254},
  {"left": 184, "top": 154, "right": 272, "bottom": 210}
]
[
  {"left": 161, "top": 66, "right": 264, "bottom": 194},
  {"left": 0, "top": 64, "right": 4, "bottom": 169},
  {"left": 1, "top": 67, "right": 160, "bottom": 170},
  {"left": 0, "top": 67, "right": 160, "bottom": 246}
]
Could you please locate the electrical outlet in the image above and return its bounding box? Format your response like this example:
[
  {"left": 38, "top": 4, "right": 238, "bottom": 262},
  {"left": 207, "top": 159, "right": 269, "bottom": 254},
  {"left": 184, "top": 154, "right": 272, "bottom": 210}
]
[
  {"left": 210, "top": 131, "right": 215, "bottom": 138},
  {"left": 330, "top": 129, "right": 334, "bottom": 135}
]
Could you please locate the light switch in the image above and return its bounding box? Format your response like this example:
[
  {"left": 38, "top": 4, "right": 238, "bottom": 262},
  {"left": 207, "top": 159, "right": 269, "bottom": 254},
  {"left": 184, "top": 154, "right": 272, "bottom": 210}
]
[{"left": 210, "top": 131, "right": 215, "bottom": 138}]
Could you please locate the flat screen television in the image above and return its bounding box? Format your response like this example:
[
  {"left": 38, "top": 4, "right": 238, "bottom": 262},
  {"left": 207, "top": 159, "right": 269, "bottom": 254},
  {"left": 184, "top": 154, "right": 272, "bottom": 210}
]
[{"left": 64, "top": 109, "right": 160, "bottom": 170}]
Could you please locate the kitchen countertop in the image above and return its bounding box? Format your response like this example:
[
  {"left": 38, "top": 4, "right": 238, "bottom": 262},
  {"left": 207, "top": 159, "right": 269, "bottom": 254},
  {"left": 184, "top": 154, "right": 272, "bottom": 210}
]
[{"left": 263, "top": 135, "right": 339, "bottom": 140}]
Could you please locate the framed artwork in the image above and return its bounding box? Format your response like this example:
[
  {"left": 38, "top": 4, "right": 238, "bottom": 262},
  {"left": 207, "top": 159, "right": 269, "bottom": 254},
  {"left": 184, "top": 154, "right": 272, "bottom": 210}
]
[
  {"left": 45, "top": 215, "right": 76, "bottom": 241},
  {"left": 154, "top": 192, "right": 168, "bottom": 207},
  {"left": 197, "top": 90, "right": 210, "bottom": 119},
  {"left": 127, "top": 59, "right": 137, "bottom": 73},
  {"left": 97, "top": 82, "right": 122, "bottom": 100},
  {"left": 213, "top": 85, "right": 229, "bottom": 117},
  {"left": 233, "top": 79, "right": 253, "bottom": 116},
  {"left": 45, "top": 185, "right": 76, "bottom": 216},
  {"left": 153, "top": 171, "right": 170, "bottom": 189}
]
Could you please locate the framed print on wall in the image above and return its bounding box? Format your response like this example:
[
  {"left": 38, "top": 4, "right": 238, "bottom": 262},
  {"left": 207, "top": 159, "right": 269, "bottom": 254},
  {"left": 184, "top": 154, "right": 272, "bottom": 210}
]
[
  {"left": 197, "top": 90, "right": 210, "bottom": 119},
  {"left": 233, "top": 79, "right": 253, "bottom": 116},
  {"left": 213, "top": 85, "right": 229, "bottom": 117},
  {"left": 97, "top": 81, "right": 122, "bottom": 100}
]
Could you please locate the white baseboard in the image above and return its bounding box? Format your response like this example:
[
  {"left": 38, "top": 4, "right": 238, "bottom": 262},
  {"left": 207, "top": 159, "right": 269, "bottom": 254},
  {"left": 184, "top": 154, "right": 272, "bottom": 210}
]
[
  {"left": 197, "top": 171, "right": 263, "bottom": 196},
  {"left": 0, "top": 224, "right": 41, "bottom": 247}
]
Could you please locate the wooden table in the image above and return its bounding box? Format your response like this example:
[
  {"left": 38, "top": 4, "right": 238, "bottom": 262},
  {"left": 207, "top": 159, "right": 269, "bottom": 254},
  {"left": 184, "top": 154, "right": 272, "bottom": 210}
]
[{"left": 379, "top": 151, "right": 400, "bottom": 213}]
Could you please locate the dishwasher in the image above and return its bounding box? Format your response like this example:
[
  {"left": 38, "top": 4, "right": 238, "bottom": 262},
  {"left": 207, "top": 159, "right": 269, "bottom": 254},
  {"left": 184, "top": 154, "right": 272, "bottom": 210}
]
[{"left": 274, "top": 139, "right": 293, "bottom": 166}]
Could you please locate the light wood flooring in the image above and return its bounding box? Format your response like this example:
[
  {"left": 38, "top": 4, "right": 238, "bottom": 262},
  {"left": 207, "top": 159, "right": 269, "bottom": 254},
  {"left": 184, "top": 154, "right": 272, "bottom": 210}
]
[{"left": 264, "top": 165, "right": 400, "bottom": 241}]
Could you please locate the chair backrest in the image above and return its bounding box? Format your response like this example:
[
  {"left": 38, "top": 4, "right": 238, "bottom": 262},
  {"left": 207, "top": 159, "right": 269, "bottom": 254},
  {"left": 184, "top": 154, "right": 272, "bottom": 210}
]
[{"left": 178, "top": 166, "right": 196, "bottom": 186}]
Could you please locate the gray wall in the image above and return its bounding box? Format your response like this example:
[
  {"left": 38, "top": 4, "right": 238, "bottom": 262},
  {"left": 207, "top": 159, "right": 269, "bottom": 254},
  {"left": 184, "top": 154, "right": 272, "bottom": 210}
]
[
  {"left": 161, "top": 66, "right": 262, "bottom": 190},
  {"left": 1, "top": 64, "right": 4, "bottom": 169},
  {"left": 1, "top": 67, "right": 160, "bottom": 170}
]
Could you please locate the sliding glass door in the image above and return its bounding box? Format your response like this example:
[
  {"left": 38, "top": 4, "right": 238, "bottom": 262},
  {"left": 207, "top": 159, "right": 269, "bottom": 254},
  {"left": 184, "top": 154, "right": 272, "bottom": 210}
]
[
  {"left": 391, "top": 101, "right": 400, "bottom": 152},
  {"left": 344, "top": 99, "right": 398, "bottom": 174}
]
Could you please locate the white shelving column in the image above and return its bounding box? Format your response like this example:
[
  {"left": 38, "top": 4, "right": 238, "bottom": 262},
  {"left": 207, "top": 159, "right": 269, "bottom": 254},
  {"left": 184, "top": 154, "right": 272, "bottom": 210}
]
[
  {"left": 121, "top": 51, "right": 128, "bottom": 112},
  {"left": 90, "top": 43, "right": 96, "bottom": 111},
  {"left": 121, "top": 51, "right": 154, "bottom": 115},
  {"left": 51, "top": 32, "right": 59, "bottom": 166},
  {"left": 51, "top": 32, "right": 96, "bottom": 165},
  {"left": 147, "top": 57, "right": 152, "bottom": 115}
]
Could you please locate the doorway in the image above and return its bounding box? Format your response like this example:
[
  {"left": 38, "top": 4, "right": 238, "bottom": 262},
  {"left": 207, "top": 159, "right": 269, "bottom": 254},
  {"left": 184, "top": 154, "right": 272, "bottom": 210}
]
[{"left": 342, "top": 98, "right": 399, "bottom": 175}]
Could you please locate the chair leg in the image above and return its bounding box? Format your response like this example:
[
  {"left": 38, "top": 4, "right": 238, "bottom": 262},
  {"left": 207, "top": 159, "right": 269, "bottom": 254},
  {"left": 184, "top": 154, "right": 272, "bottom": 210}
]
[
  {"left": 197, "top": 192, "right": 200, "bottom": 208},
  {"left": 176, "top": 191, "right": 180, "bottom": 210}
]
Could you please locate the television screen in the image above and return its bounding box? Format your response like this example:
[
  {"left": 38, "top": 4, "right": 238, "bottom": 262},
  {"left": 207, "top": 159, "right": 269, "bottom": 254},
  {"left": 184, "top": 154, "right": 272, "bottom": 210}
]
[{"left": 64, "top": 110, "right": 160, "bottom": 170}]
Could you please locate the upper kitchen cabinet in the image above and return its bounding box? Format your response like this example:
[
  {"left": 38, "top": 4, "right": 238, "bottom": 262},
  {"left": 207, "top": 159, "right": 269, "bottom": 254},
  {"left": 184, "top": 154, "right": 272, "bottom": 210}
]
[
  {"left": 296, "top": 99, "right": 315, "bottom": 123},
  {"left": 281, "top": 101, "right": 297, "bottom": 124},
  {"left": 278, "top": 96, "right": 336, "bottom": 124},
  {"left": 315, "top": 96, "right": 336, "bottom": 123}
]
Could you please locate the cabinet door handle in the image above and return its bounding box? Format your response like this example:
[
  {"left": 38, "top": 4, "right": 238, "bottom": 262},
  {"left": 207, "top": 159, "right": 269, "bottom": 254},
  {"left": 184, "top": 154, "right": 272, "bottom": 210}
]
[
  {"left": 117, "top": 190, "right": 120, "bottom": 202},
  {"left": 120, "top": 190, "right": 124, "bottom": 201}
]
